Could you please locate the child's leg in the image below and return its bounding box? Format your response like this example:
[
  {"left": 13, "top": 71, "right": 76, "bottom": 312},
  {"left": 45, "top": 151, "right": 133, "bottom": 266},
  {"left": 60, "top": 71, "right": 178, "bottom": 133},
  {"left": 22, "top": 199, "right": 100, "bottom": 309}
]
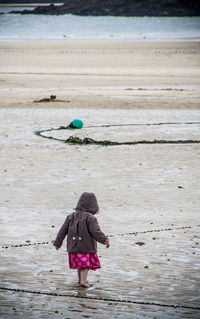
[
  {"left": 77, "top": 269, "right": 81, "bottom": 284},
  {"left": 80, "top": 268, "right": 89, "bottom": 288}
]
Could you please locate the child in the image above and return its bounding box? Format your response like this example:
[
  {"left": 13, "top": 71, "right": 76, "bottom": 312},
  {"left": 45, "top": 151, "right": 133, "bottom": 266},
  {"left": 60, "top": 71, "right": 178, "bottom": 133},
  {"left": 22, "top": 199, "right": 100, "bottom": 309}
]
[{"left": 53, "top": 192, "right": 110, "bottom": 288}]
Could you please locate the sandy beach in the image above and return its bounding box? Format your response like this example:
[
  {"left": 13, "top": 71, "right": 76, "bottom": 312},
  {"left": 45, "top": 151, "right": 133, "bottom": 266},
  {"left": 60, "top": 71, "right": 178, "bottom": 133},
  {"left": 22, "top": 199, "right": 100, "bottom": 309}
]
[
  {"left": 0, "top": 40, "right": 200, "bottom": 109},
  {"left": 0, "top": 40, "right": 200, "bottom": 318}
]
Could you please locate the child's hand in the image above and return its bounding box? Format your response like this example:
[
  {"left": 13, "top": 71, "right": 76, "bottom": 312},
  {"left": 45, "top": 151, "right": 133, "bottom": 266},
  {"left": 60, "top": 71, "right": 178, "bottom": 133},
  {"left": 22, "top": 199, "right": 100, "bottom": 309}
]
[{"left": 105, "top": 239, "right": 110, "bottom": 248}]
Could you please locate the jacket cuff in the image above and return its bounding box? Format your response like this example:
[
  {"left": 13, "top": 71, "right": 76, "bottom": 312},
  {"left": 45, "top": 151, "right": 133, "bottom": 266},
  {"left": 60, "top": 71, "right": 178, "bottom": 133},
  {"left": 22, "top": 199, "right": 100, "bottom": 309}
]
[{"left": 53, "top": 240, "right": 60, "bottom": 248}]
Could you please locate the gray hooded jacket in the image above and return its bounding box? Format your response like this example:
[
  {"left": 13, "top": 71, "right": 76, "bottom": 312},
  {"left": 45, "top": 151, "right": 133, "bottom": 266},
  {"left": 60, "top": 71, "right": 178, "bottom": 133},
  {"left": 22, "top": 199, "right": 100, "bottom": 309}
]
[{"left": 53, "top": 192, "right": 107, "bottom": 253}]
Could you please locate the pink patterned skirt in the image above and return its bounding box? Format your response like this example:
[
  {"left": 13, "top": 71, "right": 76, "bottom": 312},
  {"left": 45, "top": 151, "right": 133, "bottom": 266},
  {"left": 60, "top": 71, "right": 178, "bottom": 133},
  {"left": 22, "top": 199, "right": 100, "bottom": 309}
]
[{"left": 68, "top": 252, "right": 101, "bottom": 271}]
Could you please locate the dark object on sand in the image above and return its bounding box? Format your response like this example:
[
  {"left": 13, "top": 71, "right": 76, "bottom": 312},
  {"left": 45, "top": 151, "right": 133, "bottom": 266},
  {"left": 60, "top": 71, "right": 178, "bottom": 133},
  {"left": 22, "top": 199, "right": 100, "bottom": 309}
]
[
  {"left": 69, "top": 119, "right": 83, "bottom": 129},
  {"left": 33, "top": 95, "right": 68, "bottom": 103},
  {"left": 135, "top": 242, "right": 145, "bottom": 246},
  {"left": 65, "top": 136, "right": 117, "bottom": 145},
  {"left": 34, "top": 95, "right": 57, "bottom": 103}
]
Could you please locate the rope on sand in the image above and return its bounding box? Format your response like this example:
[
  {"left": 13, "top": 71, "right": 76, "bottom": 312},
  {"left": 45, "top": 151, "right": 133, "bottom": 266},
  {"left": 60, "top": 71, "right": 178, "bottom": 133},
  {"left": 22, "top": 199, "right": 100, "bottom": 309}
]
[
  {"left": 1, "top": 49, "right": 200, "bottom": 55},
  {"left": 1, "top": 241, "right": 52, "bottom": 249},
  {"left": 1, "top": 225, "right": 199, "bottom": 249},
  {"left": 0, "top": 287, "right": 200, "bottom": 310},
  {"left": 106, "top": 225, "right": 199, "bottom": 238},
  {"left": 35, "top": 121, "right": 200, "bottom": 146}
]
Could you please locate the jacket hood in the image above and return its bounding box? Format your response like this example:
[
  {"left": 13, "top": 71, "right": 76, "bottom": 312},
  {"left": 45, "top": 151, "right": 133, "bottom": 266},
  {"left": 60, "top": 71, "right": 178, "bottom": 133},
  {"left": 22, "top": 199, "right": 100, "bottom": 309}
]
[{"left": 75, "top": 192, "right": 99, "bottom": 215}]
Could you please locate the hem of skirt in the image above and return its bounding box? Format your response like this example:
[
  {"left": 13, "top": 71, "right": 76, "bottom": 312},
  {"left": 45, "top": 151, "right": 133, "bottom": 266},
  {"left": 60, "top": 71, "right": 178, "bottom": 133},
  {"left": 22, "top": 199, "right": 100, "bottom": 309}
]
[{"left": 69, "top": 266, "right": 101, "bottom": 271}]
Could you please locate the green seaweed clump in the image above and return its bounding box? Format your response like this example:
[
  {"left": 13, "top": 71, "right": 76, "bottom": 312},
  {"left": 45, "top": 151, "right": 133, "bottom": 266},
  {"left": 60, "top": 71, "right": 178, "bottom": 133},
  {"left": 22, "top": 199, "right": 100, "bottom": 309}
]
[
  {"left": 65, "top": 136, "right": 83, "bottom": 144},
  {"left": 65, "top": 136, "right": 119, "bottom": 146}
]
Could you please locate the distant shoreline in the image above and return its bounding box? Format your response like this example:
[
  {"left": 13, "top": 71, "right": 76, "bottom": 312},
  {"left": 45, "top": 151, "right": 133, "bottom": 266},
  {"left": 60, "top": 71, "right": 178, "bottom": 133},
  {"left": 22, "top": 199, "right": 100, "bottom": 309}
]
[
  {"left": 0, "top": 3, "right": 63, "bottom": 7},
  {"left": 3, "top": 1, "right": 200, "bottom": 17}
]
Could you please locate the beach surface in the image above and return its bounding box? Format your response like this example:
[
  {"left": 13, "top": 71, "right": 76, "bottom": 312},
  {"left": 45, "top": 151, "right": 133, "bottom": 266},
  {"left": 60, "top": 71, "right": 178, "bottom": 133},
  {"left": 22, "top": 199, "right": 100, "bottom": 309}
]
[
  {"left": 0, "top": 40, "right": 200, "bottom": 109},
  {"left": 0, "top": 40, "right": 200, "bottom": 318}
]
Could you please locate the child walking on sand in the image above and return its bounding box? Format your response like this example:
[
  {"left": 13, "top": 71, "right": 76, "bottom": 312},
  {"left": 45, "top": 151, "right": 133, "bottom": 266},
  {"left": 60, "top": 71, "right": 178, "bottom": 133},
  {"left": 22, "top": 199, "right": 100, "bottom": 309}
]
[{"left": 53, "top": 192, "right": 110, "bottom": 288}]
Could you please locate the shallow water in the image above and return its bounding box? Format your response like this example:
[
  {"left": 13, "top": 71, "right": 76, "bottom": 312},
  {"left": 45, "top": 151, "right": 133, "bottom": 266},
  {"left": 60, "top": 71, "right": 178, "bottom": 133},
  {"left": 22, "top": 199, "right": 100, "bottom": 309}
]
[{"left": 0, "top": 8, "right": 200, "bottom": 41}]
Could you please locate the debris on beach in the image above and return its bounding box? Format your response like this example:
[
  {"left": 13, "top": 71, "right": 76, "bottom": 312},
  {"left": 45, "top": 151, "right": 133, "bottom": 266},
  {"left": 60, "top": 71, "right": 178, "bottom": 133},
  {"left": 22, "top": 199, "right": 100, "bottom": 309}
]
[
  {"left": 65, "top": 136, "right": 117, "bottom": 145},
  {"left": 135, "top": 241, "right": 145, "bottom": 246},
  {"left": 35, "top": 122, "right": 200, "bottom": 146},
  {"left": 33, "top": 95, "right": 69, "bottom": 103}
]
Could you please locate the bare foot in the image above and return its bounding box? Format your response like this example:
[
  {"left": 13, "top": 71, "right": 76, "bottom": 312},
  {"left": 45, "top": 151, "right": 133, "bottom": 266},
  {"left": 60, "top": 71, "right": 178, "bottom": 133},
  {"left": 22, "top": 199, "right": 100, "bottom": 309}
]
[{"left": 79, "top": 282, "right": 89, "bottom": 288}]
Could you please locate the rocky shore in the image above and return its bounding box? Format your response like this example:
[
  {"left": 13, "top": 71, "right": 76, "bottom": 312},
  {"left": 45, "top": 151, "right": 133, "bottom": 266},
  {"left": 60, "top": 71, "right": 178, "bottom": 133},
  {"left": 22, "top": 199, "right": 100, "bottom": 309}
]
[{"left": 10, "top": 0, "right": 200, "bottom": 16}]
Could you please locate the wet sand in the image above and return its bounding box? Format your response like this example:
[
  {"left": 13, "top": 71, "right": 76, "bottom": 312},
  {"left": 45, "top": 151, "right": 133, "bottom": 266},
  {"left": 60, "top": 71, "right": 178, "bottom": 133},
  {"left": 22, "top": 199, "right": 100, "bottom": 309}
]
[{"left": 0, "top": 40, "right": 200, "bottom": 318}]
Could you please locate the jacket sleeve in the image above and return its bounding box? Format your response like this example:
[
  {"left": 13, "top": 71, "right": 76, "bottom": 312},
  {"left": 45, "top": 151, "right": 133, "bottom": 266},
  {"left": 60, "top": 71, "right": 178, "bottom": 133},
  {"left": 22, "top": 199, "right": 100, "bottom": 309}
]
[
  {"left": 53, "top": 216, "right": 70, "bottom": 248},
  {"left": 87, "top": 215, "right": 107, "bottom": 244}
]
